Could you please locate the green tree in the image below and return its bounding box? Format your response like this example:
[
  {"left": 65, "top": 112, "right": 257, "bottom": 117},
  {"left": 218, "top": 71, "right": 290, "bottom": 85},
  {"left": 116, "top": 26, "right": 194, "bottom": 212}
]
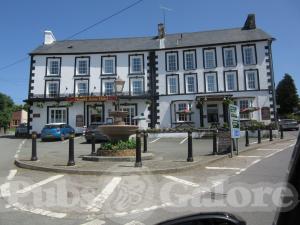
[
  {"left": 0, "top": 92, "right": 14, "bottom": 132},
  {"left": 276, "top": 74, "right": 299, "bottom": 115}
]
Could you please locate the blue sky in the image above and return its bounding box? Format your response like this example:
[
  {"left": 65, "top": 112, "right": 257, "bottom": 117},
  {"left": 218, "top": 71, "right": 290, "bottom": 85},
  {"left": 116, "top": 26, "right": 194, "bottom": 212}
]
[{"left": 0, "top": 0, "right": 299, "bottom": 104}]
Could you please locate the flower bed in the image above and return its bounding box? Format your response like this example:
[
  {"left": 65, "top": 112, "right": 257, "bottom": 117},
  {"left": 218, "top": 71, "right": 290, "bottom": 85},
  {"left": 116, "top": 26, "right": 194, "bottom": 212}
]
[{"left": 97, "top": 139, "right": 136, "bottom": 156}]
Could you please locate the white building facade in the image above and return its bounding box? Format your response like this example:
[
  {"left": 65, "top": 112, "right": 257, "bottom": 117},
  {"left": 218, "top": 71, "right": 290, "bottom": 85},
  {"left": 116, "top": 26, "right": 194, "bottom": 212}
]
[{"left": 26, "top": 15, "right": 277, "bottom": 133}]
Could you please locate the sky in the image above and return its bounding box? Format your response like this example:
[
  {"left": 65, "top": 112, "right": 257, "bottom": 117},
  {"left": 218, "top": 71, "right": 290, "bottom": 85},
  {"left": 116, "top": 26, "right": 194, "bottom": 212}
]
[{"left": 0, "top": 0, "right": 299, "bottom": 104}]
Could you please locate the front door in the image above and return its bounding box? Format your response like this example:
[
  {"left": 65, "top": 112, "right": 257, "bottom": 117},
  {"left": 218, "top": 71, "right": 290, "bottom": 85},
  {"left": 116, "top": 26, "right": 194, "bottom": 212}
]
[
  {"left": 207, "top": 104, "right": 219, "bottom": 124},
  {"left": 88, "top": 105, "right": 104, "bottom": 125}
]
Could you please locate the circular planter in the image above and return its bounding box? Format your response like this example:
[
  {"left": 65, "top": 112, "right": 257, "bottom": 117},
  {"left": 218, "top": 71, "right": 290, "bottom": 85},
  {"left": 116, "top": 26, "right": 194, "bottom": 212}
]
[{"left": 97, "top": 149, "right": 135, "bottom": 156}]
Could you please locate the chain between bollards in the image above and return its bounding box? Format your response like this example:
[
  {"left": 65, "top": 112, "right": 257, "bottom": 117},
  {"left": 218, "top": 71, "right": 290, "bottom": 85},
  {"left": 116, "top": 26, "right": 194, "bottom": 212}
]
[
  {"left": 187, "top": 131, "right": 193, "bottom": 162},
  {"left": 143, "top": 131, "right": 148, "bottom": 153},
  {"left": 245, "top": 128, "right": 249, "bottom": 147},
  {"left": 91, "top": 133, "right": 96, "bottom": 155},
  {"left": 31, "top": 131, "right": 38, "bottom": 161},
  {"left": 280, "top": 125, "right": 284, "bottom": 139},
  {"left": 67, "top": 132, "right": 75, "bottom": 166},
  {"left": 213, "top": 130, "right": 218, "bottom": 155},
  {"left": 269, "top": 127, "right": 273, "bottom": 141},
  {"left": 257, "top": 129, "right": 261, "bottom": 144},
  {"left": 135, "top": 130, "right": 142, "bottom": 167}
]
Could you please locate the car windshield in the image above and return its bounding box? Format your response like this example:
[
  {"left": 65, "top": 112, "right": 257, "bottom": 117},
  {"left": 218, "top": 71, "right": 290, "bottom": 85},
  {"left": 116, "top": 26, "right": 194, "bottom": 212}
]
[
  {"left": 44, "top": 124, "right": 61, "bottom": 129},
  {"left": 282, "top": 119, "right": 296, "bottom": 123}
]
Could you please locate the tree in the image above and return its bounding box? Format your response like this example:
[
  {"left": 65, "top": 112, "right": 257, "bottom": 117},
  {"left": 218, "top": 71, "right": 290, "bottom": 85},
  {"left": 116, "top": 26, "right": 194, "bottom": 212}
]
[
  {"left": 276, "top": 74, "right": 299, "bottom": 115},
  {"left": 0, "top": 93, "right": 14, "bottom": 132}
]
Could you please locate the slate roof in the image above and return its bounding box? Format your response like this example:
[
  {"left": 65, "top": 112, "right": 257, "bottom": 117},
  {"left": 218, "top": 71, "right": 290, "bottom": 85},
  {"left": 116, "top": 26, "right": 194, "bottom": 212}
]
[{"left": 30, "top": 27, "right": 273, "bottom": 55}]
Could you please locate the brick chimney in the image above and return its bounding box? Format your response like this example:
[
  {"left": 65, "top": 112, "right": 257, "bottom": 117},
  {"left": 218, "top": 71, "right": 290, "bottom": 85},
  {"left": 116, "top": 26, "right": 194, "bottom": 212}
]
[
  {"left": 242, "top": 14, "right": 256, "bottom": 30},
  {"left": 158, "top": 23, "right": 165, "bottom": 39},
  {"left": 44, "top": 30, "right": 56, "bottom": 45}
]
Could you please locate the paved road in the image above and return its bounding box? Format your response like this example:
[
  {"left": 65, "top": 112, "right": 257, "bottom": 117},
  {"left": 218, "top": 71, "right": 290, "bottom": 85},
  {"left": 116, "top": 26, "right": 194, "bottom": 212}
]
[{"left": 0, "top": 131, "right": 298, "bottom": 225}]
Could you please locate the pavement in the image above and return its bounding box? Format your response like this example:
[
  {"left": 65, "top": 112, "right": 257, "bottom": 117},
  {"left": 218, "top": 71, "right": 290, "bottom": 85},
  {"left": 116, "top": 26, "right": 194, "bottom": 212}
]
[{"left": 14, "top": 132, "right": 294, "bottom": 175}]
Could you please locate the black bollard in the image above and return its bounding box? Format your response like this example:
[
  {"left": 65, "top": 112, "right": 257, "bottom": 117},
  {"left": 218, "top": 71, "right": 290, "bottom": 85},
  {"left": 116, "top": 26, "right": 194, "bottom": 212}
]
[
  {"left": 91, "top": 133, "right": 96, "bottom": 155},
  {"left": 67, "top": 132, "right": 75, "bottom": 166},
  {"left": 187, "top": 131, "right": 193, "bottom": 162},
  {"left": 258, "top": 129, "right": 261, "bottom": 144},
  {"left": 280, "top": 125, "right": 284, "bottom": 139},
  {"left": 135, "top": 131, "right": 142, "bottom": 167},
  {"left": 213, "top": 130, "right": 218, "bottom": 155},
  {"left": 245, "top": 129, "right": 249, "bottom": 147},
  {"left": 143, "top": 131, "right": 148, "bottom": 153},
  {"left": 31, "top": 131, "right": 38, "bottom": 161},
  {"left": 269, "top": 127, "right": 273, "bottom": 141}
]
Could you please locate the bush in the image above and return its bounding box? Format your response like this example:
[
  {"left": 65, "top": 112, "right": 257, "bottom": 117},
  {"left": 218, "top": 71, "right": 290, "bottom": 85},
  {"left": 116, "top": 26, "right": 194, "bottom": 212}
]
[
  {"left": 100, "top": 139, "right": 136, "bottom": 151},
  {"left": 241, "top": 120, "right": 278, "bottom": 131}
]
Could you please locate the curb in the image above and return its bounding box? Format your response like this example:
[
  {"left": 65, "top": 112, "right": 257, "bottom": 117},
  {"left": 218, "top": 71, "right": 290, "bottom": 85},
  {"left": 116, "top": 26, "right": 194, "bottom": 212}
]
[{"left": 14, "top": 137, "right": 294, "bottom": 176}]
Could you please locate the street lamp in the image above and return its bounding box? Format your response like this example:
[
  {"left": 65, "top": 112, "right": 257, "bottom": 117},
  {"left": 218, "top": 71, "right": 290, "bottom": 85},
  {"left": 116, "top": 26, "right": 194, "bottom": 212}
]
[{"left": 115, "top": 76, "right": 125, "bottom": 111}]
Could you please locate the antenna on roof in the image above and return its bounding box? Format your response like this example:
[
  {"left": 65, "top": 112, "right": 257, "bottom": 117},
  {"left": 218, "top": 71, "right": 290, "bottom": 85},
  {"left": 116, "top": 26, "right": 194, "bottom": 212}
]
[{"left": 160, "top": 5, "right": 173, "bottom": 27}]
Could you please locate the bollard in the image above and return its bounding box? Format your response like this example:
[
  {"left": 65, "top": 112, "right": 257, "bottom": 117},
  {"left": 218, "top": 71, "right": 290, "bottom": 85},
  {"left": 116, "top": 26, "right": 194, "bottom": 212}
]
[
  {"left": 258, "top": 129, "right": 261, "bottom": 144},
  {"left": 213, "top": 130, "right": 218, "bottom": 155},
  {"left": 187, "top": 131, "right": 193, "bottom": 162},
  {"left": 91, "top": 133, "right": 96, "bottom": 155},
  {"left": 143, "top": 131, "right": 148, "bottom": 153},
  {"left": 280, "top": 125, "right": 284, "bottom": 139},
  {"left": 230, "top": 139, "right": 234, "bottom": 158},
  {"left": 245, "top": 129, "right": 249, "bottom": 147},
  {"left": 269, "top": 128, "right": 273, "bottom": 141},
  {"left": 135, "top": 131, "right": 142, "bottom": 167},
  {"left": 67, "top": 132, "right": 75, "bottom": 166},
  {"left": 31, "top": 131, "right": 38, "bottom": 161}
]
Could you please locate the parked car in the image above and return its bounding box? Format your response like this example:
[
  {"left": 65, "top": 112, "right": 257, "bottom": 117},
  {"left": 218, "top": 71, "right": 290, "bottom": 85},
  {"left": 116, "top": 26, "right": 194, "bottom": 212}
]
[
  {"left": 85, "top": 122, "right": 108, "bottom": 143},
  {"left": 279, "top": 119, "right": 299, "bottom": 131},
  {"left": 15, "top": 123, "right": 27, "bottom": 137},
  {"left": 41, "top": 123, "right": 75, "bottom": 141}
]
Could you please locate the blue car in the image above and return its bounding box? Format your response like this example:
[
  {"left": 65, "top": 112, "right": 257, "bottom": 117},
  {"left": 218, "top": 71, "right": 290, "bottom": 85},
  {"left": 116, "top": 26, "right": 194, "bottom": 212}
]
[{"left": 41, "top": 123, "right": 75, "bottom": 141}]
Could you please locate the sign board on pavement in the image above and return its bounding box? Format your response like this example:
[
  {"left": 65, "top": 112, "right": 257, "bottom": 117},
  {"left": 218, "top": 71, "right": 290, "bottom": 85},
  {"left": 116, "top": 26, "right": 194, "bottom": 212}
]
[{"left": 229, "top": 104, "right": 240, "bottom": 138}]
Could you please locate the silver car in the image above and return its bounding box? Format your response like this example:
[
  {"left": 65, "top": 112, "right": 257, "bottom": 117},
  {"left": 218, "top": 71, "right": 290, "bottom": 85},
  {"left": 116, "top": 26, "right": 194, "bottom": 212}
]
[{"left": 279, "top": 119, "right": 299, "bottom": 131}]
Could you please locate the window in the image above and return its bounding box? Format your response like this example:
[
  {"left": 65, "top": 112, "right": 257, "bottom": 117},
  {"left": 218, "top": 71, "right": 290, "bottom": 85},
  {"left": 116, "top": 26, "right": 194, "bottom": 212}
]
[
  {"left": 130, "top": 78, "right": 144, "bottom": 95},
  {"left": 261, "top": 107, "right": 271, "bottom": 120},
  {"left": 75, "top": 57, "right": 89, "bottom": 75},
  {"left": 103, "top": 80, "right": 115, "bottom": 95},
  {"left": 46, "top": 81, "right": 59, "bottom": 97},
  {"left": 167, "top": 75, "right": 179, "bottom": 94},
  {"left": 184, "top": 50, "right": 196, "bottom": 70},
  {"left": 176, "top": 103, "right": 192, "bottom": 122},
  {"left": 242, "top": 45, "right": 256, "bottom": 65},
  {"left": 205, "top": 73, "right": 217, "bottom": 92},
  {"left": 49, "top": 108, "right": 67, "bottom": 123},
  {"left": 75, "top": 80, "right": 88, "bottom": 96},
  {"left": 224, "top": 71, "right": 238, "bottom": 91},
  {"left": 245, "top": 70, "right": 259, "bottom": 90},
  {"left": 129, "top": 55, "right": 144, "bottom": 74},
  {"left": 46, "top": 58, "right": 60, "bottom": 76},
  {"left": 166, "top": 52, "right": 178, "bottom": 71},
  {"left": 239, "top": 100, "right": 252, "bottom": 119},
  {"left": 102, "top": 56, "right": 116, "bottom": 74},
  {"left": 184, "top": 74, "right": 197, "bottom": 93},
  {"left": 223, "top": 47, "right": 236, "bottom": 67},
  {"left": 120, "top": 105, "right": 136, "bottom": 125},
  {"left": 203, "top": 49, "right": 216, "bottom": 69}
]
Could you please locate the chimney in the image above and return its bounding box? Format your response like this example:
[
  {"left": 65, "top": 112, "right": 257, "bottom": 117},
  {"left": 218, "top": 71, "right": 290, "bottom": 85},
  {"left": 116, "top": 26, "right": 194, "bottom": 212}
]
[
  {"left": 44, "top": 30, "right": 56, "bottom": 45},
  {"left": 242, "top": 14, "right": 256, "bottom": 30},
  {"left": 158, "top": 23, "right": 165, "bottom": 39}
]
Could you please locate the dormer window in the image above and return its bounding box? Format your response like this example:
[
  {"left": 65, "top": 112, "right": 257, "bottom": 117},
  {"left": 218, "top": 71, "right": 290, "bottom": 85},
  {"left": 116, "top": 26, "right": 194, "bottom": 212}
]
[{"left": 75, "top": 57, "right": 90, "bottom": 76}]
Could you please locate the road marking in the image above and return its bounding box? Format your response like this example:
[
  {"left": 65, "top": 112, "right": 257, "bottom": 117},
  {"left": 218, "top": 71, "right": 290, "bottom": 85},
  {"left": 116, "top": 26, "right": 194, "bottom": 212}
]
[
  {"left": 0, "top": 182, "right": 11, "bottom": 197},
  {"left": 288, "top": 143, "right": 296, "bottom": 147},
  {"left": 125, "top": 221, "right": 145, "bottom": 225},
  {"left": 256, "top": 148, "right": 283, "bottom": 151},
  {"left": 237, "top": 155, "right": 261, "bottom": 158},
  {"left": 249, "top": 141, "right": 257, "bottom": 144},
  {"left": 16, "top": 174, "right": 64, "bottom": 194},
  {"left": 7, "top": 169, "right": 17, "bottom": 181},
  {"left": 86, "top": 177, "right": 122, "bottom": 212},
  {"left": 81, "top": 219, "right": 106, "bottom": 225},
  {"left": 149, "top": 137, "right": 160, "bottom": 144},
  {"left": 14, "top": 139, "right": 26, "bottom": 158},
  {"left": 163, "top": 175, "right": 199, "bottom": 187},
  {"left": 205, "top": 166, "right": 242, "bottom": 170},
  {"left": 179, "top": 137, "right": 188, "bottom": 144},
  {"left": 9, "top": 202, "right": 66, "bottom": 218}
]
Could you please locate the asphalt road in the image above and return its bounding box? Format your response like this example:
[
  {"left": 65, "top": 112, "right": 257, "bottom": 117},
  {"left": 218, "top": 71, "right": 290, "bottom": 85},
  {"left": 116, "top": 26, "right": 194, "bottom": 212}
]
[{"left": 0, "top": 131, "right": 298, "bottom": 225}]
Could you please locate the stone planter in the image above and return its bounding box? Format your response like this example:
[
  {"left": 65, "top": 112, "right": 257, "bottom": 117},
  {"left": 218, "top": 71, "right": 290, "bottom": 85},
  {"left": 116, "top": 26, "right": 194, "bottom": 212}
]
[{"left": 97, "top": 149, "right": 135, "bottom": 156}]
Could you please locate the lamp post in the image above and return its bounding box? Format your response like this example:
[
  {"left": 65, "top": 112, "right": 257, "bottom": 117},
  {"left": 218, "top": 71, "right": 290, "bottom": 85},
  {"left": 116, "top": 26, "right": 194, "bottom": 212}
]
[{"left": 115, "top": 76, "right": 125, "bottom": 111}]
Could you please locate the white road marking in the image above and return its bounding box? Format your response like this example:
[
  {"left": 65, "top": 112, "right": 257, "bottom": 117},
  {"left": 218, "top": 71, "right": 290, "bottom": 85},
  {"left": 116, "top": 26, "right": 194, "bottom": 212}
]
[
  {"left": 237, "top": 155, "right": 261, "bottom": 158},
  {"left": 124, "top": 221, "right": 145, "bottom": 225},
  {"left": 81, "top": 219, "right": 106, "bottom": 225},
  {"left": 179, "top": 137, "right": 188, "bottom": 144},
  {"left": 163, "top": 175, "right": 200, "bottom": 187},
  {"left": 149, "top": 137, "right": 160, "bottom": 144},
  {"left": 86, "top": 177, "right": 122, "bottom": 212},
  {"left": 9, "top": 202, "right": 66, "bottom": 218},
  {"left": 249, "top": 141, "right": 257, "bottom": 144},
  {"left": 205, "top": 166, "right": 242, "bottom": 170},
  {"left": 7, "top": 169, "right": 17, "bottom": 181},
  {"left": 288, "top": 143, "right": 296, "bottom": 147},
  {"left": 14, "top": 139, "right": 26, "bottom": 158},
  {"left": 256, "top": 148, "right": 283, "bottom": 151},
  {"left": 0, "top": 182, "right": 11, "bottom": 197},
  {"left": 16, "top": 174, "right": 64, "bottom": 194}
]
